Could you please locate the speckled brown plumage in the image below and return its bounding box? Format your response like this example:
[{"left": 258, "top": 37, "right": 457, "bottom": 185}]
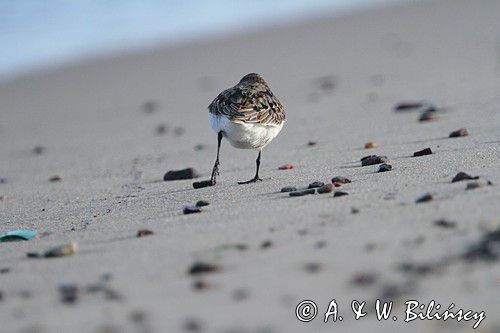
[{"left": 208, "top": 73, "right": 286, "bottom": 126}]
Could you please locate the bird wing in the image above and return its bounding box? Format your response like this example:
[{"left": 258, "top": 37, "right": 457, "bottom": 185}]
[{"left": 209, "top": 87, "right": 285, "bottom": 126}]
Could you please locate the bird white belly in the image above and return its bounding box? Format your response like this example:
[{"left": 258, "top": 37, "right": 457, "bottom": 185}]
[{"left": 210, "top": 114, "right": 283, "bottom": 149}]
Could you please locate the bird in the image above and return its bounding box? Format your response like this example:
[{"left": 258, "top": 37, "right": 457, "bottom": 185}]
[{"left": 207, "top": 73, "right": 286, "bottom": 185}]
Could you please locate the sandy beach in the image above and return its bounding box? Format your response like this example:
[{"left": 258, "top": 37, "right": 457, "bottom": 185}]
[{"left": 1, "top": 0, "right": 500, "bottom": 332}]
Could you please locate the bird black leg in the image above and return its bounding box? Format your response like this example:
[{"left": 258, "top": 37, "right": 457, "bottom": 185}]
[
  {"left": 210, "top": 132, "right": 223, "bottom": 185},
  {"left": 238, "top": 151, "right": 263, "bottom": 184}
]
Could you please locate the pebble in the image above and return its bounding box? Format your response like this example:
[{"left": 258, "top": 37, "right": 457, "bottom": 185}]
[
  {"left": 183, "top": 318, "right": 203, "bottom": 332},
  {"left": 333, "top": 183, "right": 342, "bottom": 187},
  {"left": 449, "top": 128, "right": 468, "bottom": 138},
  {"left": 142, "top": 100, "right": 158, "bottom": 113},
  {"left": 304, "top": 262, "right": 323, "bottom": 273},
  {"left": 0, "top": 267, "right": 10, "bottom": 274},
  {"left": 183, "top": 206, "right": 202, "bottom": 214},
  {"left": 232, "top": 288, "right": 250, "bottom": 301},
  {"left": 378, "top": 163, "right": 392, "bottom": 172},
  {"left": 129, "top": 310, "right": 149, "bottom": 324},
  {"left": 0, "top": 178, "right": 6, "bottom": 184},
  {"left": 413, "top": 148, "right": 432, "bottom": 157},
  {"left": 415, "top": 193, "right": 433, "bottom": 203},
  {"left": 44, "top": 242, "right": 79, "bottom": 258},
  {"left": 59, "top": 284, "right": 79, "bottom": 304},
  {"left": 351, "top": 207, "right": 360, "bottom": 214},
  {"left": 364, "top": 142, "right": 377, "bottom": 149},
  {"left": 314, "top": 240, "right": 327, "bottom": 249},
  {"left": 192, "top": 280, "right": 212, "bottom": 291},
  {"left": 333, "top": 191, "right": 348, "bottom": 197},
  {"left": 164, "top": 168, "right": 199, "bottom": 181},
  {"left": 192, "top": 180, "right": 213, "bottom": 189},
  {"left": 419, "top": 111, "right": 438, "bottom": 122},
  {"left": 331, "top": 176, "right": 351, "bottom": 184},
  {"left": 307, "top": 141, "right": 317, "bottom": 147},
  {"left": 260, "top": 240, "right": 273, "bottom": 249},
  {"left": 278, "top": 164, "right": 294, "bottom": 170},
  {"left": 466, "top": 181, "right": 483, "bottom": 190},
  {"left": 308, "top": 181, "right": 324, "bottom": 188},
  {"left": 317, "top": 183, "right": 334, "bottom": 194},
  {"left": 195, "top": 200, "right": 210, "bottom": 207},
  {"left": 155, "top": 124, "right": 168, "bottom": 135},
  {"left": 463, "top": 229, "right": 500, "bottom": 262},
  {"left": 193, "top": 144, "right": 206, "bottom": 151},
  {"left": 452, "top": 172, "right": 478, "bottom": 182},
  {"left": 434, "top": 219, "right": 457, "bottom": 228},
  {"left": 33, "top": 145, "right": 45, "bottom": 155},
  {"left": 361, "top": 155, "right": 388, "bottom": 166},
  {"left": 394, "top": 101, "right": 426, "bottom": 112},
  {"left": 136, "top": 229, "right": 154, "bottom": 237},
  {"left": 351, "top": 272, "right": 378, "bottom": 286},
  {"left": 289, "top": 189, "right": 316, "bottom": 197},
  {"left": 280, "top": 186, "right": 297, "bottom": 193},
  {"left": 49, "top": 175, "right": 64, "bottom": 182},
  {"left": 188, "top": 262, "right": 220, "bottom": 275}
]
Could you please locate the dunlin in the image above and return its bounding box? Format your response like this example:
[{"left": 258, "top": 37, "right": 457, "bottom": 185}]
[{"left": 207, "top": 73, "right": 286, "bottom": 185}]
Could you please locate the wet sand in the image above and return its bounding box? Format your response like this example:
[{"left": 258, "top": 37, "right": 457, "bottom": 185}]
[{"left": 1, "top": 0, "right": 500, "bottom": 332}]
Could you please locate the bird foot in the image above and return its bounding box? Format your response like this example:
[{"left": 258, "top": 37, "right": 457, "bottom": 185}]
[{"left": 238, "top": 177, "right": 263, "bottom": 185}]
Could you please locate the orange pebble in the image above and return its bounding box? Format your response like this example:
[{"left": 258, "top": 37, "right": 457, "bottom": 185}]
[
  {"left": 364, "top": 142, "right": 377, "bottom": 149},
  {"left": 278, "top": 164, "right": 294, "bottom": 170}
]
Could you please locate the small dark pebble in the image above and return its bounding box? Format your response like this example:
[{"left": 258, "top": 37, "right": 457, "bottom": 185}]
[
  {"left": 378, "top": 163, "right": 392, "bottom": 172},
  {"left": 304, "top": 262, "right": 323, "bottom": 273},
  {"left": 0, "top": 267, "right": 10, "bottom": 274},
  {"left": 308, "top": 181, "right": 324, "bottom": 188},
  {"left": 289, "top": 189, "right": 316, "bottom": 197},
  {"left": 103, "top": 288, "right": 122, "bottom": 301},
  {"left": 183, "top": 206, "right": 202, "bottom": 214},
  {"left": 317, "top": 183, "right": 334, "bottom": 194},
  {"left": 466, "top": 181, "right": 483, "bottom": 190},
  {"left": 136, "top": 229, "right": 154, "bottom": 238},
  {"left": 164, "top": 168, "right": 199, "bottom": 181},
  {"left": 314, "top": 240, "right": 327, "bottom": 249},
  {"left": 33, "top": 145, "right": 45, "bottom": 155},
  {"left": 394, "top": 101, "right": 426, "bottom": 111},
  {"left": 260, "top": 240, "right": 273, "bottom": 249},
  {"left": 415, "top": 193, "right": 433, "bottom": 203},
  {"left": 463, "top": 229, "right": 500, "bottom": 262},
  {"left": 0, "top": 178, "right": 6, "bottom": 184},
  {"left": 452, "top": 172, "right": 479, "bottom": 182},
  {"left": 351, "top": 272, "right": 378, "bottom": 286},
  {"left": 351, "top": 207, "right": 360, "bottom": 214},
  {"left": 59, "top": 284, "right": 79, "bottom": 304},
  {"left": 232, "top": 288, "right": 250, "bottom": 301},
  {"left": 195, "top": 200, "right": 210, "bottom": 207},
  {"left": 307, "top": 141, "right": 317, "bottom": 147},
  {"left": 361, "top": 155, "right": 388, "bottom": 166},
  {"left": 280, "top": 186, "right": 297, "bottom": 193},
  {"left": 192, "top": 180, "right": 214, "bottom": 189},
  {"left": 155, "top": 124, "right": 168, "bottom": 135},
  {"left": 183, "top": 318, "right": 203, "bottom": 332},
  {"left": 334, "top": 191, "right": 348, "bottom": 197},
  {"left": 331, "top": 176, "right": 351, "bottom": 184},
  {"left": 49, "top": 175, "right": 63, "bottom": 182},
  {"left": 413, "top": 148, "right": 432, "bottom": 157},
  {"left": 129, "top": 310, "right": 149, "bottom": 324},
  {"left": 188, "top": 262, "right": 220, "bottom": 275},
  {"left": 379, "top": 283, "right": 406, "bottom": 300},
  {"left": 193, "top": 144, "right": 206, "bottom": 151},
  {"left": 27, "top": 252, "right": 41, "bottom": 258},
  {"left": 419, "top": 111, "right": 438, "bottom": 122},
  {"left": 192, "top": 280, "right": 212, "bottom": 291},
  {"left": 142, "top": 100, "right": 158, "bottom": 113},
  {"left": 434, "top": 219, "right": 457, "bottom": 228},
  {"left": 449, "top": 128, "right": 468, "bottom": 138}
]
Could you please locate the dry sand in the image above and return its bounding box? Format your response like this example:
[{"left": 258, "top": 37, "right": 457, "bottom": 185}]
[{"left": 1, "top": 0, "right": 500, "bottom": 332}]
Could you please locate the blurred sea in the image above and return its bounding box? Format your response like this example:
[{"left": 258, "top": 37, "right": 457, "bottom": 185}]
[{"left": 0, "top": 0, "right": 400, "bottom": 80}]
